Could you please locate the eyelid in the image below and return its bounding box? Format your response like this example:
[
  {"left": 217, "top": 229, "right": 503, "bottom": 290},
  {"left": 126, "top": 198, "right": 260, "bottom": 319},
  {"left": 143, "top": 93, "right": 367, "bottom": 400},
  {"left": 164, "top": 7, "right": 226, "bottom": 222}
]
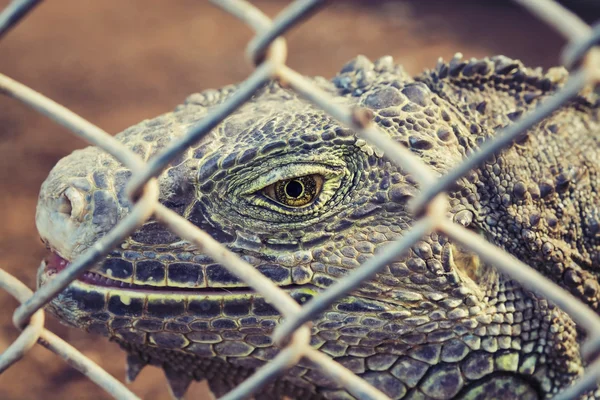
[{"left": 238, "top": 163, "right": 343, "bottom": 195}]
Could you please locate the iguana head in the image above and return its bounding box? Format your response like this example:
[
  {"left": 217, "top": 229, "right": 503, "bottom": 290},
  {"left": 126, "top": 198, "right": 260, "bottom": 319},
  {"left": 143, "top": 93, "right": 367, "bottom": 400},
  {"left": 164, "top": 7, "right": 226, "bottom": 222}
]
[{"left": 35, "top": 55, "right": 588, "bottom": 398}]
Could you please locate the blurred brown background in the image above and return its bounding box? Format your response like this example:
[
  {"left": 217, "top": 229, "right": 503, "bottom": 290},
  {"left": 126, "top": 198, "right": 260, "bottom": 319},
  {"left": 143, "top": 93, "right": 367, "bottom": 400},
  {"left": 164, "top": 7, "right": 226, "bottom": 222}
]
[{"left": 0, "top": 1, "right": 598, "bottom": 399}]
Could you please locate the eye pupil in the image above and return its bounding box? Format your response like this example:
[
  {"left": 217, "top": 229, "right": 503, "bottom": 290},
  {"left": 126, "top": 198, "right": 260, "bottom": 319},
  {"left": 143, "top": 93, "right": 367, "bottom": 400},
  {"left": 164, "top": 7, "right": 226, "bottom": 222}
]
[
  {"left": 285, "top": 180, "right": 304, "bottom": 198},
  {"left": 264, "top": 174, "right": 324, "bottom": 208}
]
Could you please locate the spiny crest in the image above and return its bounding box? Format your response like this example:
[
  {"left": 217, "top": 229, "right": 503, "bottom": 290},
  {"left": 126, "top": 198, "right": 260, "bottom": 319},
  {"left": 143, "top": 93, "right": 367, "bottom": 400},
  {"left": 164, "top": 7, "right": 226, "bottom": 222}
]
[
  {"left": 429, "top": 52, "right": 569, "bottom": 92},
  {"left": 125, "top": 353, "right": 147, "bottom": 384},
  {"left": 182, "top": 84, "right": 239, "bottom": 109},
  {"left": 164, "top": 365, "right": 193, "bottom": 400},
  {"left": 332, "top": 54, "right": 411, "bottom": 96},
  {"left": 126, "top": 353, "right": 197, "bottom": 400}
]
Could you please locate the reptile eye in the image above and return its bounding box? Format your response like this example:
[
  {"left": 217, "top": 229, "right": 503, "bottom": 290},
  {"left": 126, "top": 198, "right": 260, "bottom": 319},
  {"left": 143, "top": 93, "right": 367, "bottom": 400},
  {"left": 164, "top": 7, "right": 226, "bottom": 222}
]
[{"left": 263, "top": 174, "right": 324, "bottom": 207}]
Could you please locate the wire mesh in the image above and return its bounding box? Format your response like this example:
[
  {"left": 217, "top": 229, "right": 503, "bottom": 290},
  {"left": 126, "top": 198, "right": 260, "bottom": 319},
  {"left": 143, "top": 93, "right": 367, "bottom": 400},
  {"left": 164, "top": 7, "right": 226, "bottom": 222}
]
[{"left": 0, "top": 0, "right": 600, "bottom": 399}]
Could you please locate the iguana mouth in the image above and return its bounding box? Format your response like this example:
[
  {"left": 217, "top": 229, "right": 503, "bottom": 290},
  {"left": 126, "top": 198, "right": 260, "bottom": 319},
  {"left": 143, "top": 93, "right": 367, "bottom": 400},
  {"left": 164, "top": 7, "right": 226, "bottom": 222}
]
[{"left": 43, "top": 251, "right": 307, "bottom": 294}]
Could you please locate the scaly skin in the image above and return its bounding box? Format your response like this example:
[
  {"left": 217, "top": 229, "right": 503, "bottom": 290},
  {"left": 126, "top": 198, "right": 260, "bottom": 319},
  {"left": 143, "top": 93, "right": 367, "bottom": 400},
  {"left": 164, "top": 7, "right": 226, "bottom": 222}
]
[{"left": 35, "top": 54, "right": 600, "bottom": 399}]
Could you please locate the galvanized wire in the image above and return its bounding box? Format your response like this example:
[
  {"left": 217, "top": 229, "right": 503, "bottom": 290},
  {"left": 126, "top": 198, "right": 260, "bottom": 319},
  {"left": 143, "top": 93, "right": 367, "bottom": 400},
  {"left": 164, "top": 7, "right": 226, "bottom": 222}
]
[
  {"left": 0, "top": 269, "right": 44, "bottom": 373},
  {"left": 0, "top": 0, "right": 40, "bottom": 38},
  {"left": 516, "top": 0, "right": 592, "bottom": 40},
  {"left": 411, "top": 69, "right": 588, "bottom": 216},
  {"left": 1, "top": 0, "right": 600, "bottom": 399},
  {"left": 0, "top": 269, "right": 141, "bottom": 400}
]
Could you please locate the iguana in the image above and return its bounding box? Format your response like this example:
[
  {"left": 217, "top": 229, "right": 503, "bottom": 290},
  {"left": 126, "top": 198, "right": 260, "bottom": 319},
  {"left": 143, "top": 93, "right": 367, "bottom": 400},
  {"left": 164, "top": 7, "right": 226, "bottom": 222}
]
[{"left": 35, "top": 54, "right": 600, "bottom": 399}]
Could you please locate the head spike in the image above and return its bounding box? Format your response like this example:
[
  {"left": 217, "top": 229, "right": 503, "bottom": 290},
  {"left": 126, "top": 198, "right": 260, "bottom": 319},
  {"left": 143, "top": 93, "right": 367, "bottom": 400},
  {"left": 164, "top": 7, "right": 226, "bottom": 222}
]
[
  {"left": 125, "top": 353, "right": 147, "bottom": 383},
  {"left": 164, "top": 365, "right": 192, "bottom": 400}
]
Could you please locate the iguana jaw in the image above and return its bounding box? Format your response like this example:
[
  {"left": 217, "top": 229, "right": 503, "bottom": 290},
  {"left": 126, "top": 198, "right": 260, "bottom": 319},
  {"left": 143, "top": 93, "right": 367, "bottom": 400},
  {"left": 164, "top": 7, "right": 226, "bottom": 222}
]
[
  {"left": 38, "top": 252, "right": 321, "bottom": 347},
  {"left": 42, "top": 251, "right": 311, "bottom": 295}
]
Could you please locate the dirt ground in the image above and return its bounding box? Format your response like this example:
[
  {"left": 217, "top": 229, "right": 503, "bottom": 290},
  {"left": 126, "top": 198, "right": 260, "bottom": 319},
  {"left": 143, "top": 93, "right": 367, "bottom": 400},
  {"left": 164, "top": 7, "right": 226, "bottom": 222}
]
[{"left": 0, "top": 1, "right": 598, "bottom": 399}]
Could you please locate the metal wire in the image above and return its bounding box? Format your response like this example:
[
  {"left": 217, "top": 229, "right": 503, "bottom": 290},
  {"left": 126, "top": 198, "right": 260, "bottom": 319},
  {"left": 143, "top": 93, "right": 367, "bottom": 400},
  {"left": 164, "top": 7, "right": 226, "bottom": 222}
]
[
  {"left": 411, "top": 69, "right": 588, "bottom": 216},
  {"left": 0, "top": 269, "right": 141, "bottom": 400},
  {"left": 0, "top": 0, "right": 40, "bottom": 38},
  {"left": 515, "top": 0, "right": 592, "bottom": 41},
  {"left": 1, "top": 0, "right": 600, "bottom": 399}
]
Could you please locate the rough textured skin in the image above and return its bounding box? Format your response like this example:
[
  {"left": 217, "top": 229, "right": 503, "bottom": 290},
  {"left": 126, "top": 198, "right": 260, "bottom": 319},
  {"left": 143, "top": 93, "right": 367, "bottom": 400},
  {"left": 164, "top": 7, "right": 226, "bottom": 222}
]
[{"left": 35, "top": 54, "right": 600, "bottom": 399}]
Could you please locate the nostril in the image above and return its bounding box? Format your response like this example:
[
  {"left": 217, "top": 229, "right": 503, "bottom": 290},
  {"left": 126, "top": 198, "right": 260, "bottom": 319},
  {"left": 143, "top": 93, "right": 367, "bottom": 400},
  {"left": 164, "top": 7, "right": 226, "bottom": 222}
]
[
  {"left": 58, "top": 187, "right": 85, "bottom": 221},
  {"left": 57, "top": 195, "right": 72, "bottom": 215}
]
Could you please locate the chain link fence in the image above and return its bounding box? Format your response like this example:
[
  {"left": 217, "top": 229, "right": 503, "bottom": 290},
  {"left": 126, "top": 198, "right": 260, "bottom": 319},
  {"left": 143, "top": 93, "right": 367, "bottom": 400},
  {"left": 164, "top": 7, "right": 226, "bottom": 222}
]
[{"left": 1, "top": 0, "right": 600, "bottom": 399}]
